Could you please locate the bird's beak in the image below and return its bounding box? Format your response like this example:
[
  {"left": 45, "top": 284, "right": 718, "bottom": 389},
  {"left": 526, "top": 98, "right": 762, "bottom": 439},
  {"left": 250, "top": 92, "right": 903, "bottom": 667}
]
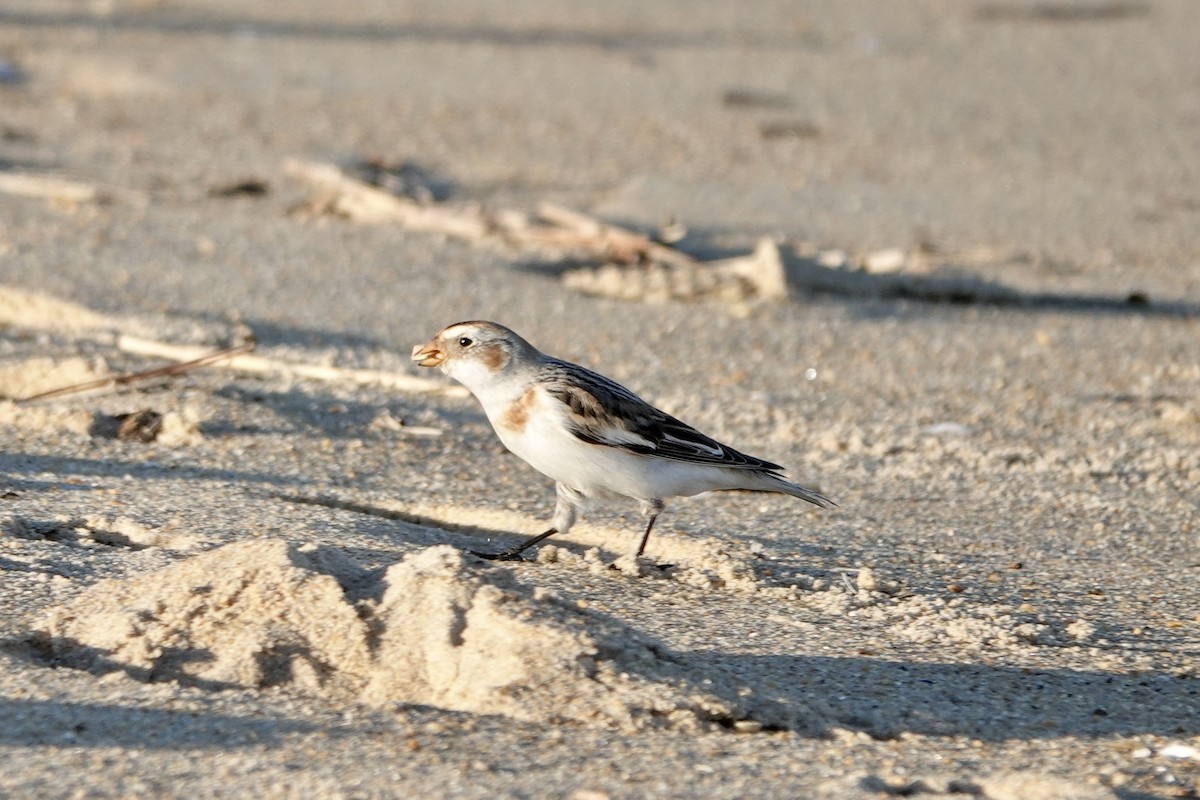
[{"left": 411, "top": 340, "right": 446, "bottom": 368}]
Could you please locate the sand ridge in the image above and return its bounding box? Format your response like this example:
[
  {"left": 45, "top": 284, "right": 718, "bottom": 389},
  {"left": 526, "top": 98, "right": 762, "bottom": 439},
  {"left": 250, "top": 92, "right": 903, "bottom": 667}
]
[{"left": 33, "top": 539, "right": 786, "bottom": 732}]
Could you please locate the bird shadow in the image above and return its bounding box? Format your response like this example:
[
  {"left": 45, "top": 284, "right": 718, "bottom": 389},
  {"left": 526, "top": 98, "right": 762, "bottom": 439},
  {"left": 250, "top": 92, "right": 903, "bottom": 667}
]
[
  {"left": 271, "top": 492, "right": 519, "bottom": 552},
  {"left": 0, "top": 695, "right": 318, "bottom": 749},
  {"left": 691, "top": 649, "right": 1200, "bottom": 743},
  {"left": 0, "top": 451, "right": 309, "bottom": 489}
]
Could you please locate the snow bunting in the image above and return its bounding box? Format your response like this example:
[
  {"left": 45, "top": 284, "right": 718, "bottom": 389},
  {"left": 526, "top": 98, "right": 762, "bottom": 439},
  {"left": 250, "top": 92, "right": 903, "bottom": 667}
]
[{"left": 413, "top": 321, "right": 834, "bottom": 560}]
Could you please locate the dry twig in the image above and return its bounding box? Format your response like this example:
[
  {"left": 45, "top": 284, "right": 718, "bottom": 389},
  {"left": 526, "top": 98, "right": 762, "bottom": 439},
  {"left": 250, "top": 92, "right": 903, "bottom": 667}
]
[
  {"left": 116, "top": 335, "right": 468, "bottom": 397},
  {"left": 18, "top": 341, "right": 256, "bottom": 403}
]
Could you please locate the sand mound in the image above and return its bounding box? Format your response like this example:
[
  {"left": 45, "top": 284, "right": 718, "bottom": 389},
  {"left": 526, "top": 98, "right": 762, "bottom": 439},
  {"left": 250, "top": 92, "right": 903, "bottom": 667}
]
[
  {"left": 35, "top": 540, "right": 765, "bottom": 731},
  {"left": 0, "top": 400, "right": 94, "bottom": 436},
  {"left": 0, "top": 286, "right": 120, "bottom": 332},
  {"left": 0, "top": 400, "right": 204, "bottom": 442},
  {"left": 37, "top": 540, "right": 374, "bottom": 694},
  {"left": 0, "top": 356, "right": 110, "bottom": 401},
  {"left": 0, "top": 352, "right": 205, "bottom": 442}
]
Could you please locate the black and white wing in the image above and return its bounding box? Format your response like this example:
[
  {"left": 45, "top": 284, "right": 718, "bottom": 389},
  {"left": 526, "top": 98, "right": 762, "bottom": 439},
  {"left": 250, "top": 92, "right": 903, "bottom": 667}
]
[{"left": 540, "top": 359, "right": 784, "bottom": 472}]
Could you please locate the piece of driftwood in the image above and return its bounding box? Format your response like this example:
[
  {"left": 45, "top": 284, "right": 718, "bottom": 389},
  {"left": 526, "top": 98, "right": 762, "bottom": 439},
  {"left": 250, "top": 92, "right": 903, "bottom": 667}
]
[
  {"left": 286, "top": 159, "right": 792, "bottom": 303},
  {"left": 531, "top": 203, "right": 699, "bottom": 269},
  {"left": 0, "top": 172, "right": 108, "bottom": 204},
  {"left": 290, "top": 157, "right": 1128, "bottom": 309},
  {"left": 563, "top": 237, "right": 788, "bottom": 304},
  {"left": 287, "top": 159, "right": 702, "bottom": 267},
  {"left": 284, "top": 159, "right": 489, "bottom": 238}
]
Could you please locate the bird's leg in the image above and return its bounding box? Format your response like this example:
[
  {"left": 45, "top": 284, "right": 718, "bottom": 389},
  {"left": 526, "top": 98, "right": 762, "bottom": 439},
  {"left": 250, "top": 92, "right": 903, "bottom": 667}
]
[
  {"left": 634, "top": 516, "right": 657, "bottom": 558},
  {"left": 634, "top": 499, "right": 666, "bottom": 557},
  {"left": 472, "top": 528, "right": 559, "bottom": 561},
  {"left": 471, "top": 483, "right": 582, "bottom": 562}
]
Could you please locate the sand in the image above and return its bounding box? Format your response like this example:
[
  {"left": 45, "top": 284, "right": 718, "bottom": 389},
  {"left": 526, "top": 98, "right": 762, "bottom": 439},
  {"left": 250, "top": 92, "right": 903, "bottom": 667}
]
[{"left": 1, "top": 1, "right": 1199, "bottom": 797}]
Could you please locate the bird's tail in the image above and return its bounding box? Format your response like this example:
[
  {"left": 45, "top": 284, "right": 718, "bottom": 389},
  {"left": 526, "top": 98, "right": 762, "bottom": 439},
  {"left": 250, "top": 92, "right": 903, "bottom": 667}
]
[{"left": 757, "top": 473, "right": 838, "bottom": 509}]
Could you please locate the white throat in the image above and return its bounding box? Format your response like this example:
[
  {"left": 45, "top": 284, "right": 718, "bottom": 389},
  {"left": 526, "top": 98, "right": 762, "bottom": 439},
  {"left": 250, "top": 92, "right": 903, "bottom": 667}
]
[{"left": 443, "top": 357, "right": 530, "bottom": 418}]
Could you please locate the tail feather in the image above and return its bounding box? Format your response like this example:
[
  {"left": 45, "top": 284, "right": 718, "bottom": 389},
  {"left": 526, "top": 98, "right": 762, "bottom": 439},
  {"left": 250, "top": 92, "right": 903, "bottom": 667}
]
[{"left": 758, "top": 473, "right": 837, "bottom": 509}]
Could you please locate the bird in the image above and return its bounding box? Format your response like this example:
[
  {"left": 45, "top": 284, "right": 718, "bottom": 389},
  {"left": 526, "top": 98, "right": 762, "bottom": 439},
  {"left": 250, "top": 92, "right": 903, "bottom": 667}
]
[{"left": 412, "top": 321, "right": 834, "bottom": 561}]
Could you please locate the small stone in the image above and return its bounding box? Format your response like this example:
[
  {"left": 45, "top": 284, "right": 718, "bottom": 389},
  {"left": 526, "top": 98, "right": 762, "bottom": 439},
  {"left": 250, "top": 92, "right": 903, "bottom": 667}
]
[
  {"left": 862, "top": 247, "right": 907, "bottom": 274},
  {"left": 117, "top": 409, "right": 164, "bottom": 442},
  {"left": 1066, "top": 620, "right": 1096, "bottom": 641},
  {"left": 856, "top": 567, "right": 878, "bottom": 592},
  {"left": 569, "top": 791, "right": 611, "bottom": 800},
  {"left": 921, "top": 421, "right": 972, "bottom": 437},
  {"left": 816, "top": 249, "right": 848, "bottom": 268},
  {"left": 1160, "top": 743, "right": 1198, "bottom": 760},
  {"left": 368, "top": 411, "right": 405, "bottom": 432}
]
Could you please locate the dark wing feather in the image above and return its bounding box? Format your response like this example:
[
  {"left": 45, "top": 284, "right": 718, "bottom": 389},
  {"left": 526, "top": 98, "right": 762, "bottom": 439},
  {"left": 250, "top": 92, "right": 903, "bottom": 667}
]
[{"left": 541, "top": 359, "right": 784, "bottom": 471}]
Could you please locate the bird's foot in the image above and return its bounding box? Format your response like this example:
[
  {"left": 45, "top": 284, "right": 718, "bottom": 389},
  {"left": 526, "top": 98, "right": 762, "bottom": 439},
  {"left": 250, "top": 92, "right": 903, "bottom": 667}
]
[
  {"left": 606, "top": 558, "right": 675, "bottom": 573},
  {"left": 469, "top": 548, "right": 536, "bottom": 562},
  {"left": 468, "top": 528, "right": 559, "bottom": 563}
]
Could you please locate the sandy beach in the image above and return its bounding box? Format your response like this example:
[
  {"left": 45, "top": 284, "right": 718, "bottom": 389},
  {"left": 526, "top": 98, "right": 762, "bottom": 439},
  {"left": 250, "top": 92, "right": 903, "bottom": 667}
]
[{"left": 1, "top": 1, "right": 1198, "bottom": 797}]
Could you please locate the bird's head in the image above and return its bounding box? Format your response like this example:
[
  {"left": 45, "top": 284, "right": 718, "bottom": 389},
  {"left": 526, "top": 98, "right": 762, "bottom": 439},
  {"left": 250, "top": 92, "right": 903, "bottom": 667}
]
[{"left": 412, "top": 321, "right": 539, "bottom": 393}]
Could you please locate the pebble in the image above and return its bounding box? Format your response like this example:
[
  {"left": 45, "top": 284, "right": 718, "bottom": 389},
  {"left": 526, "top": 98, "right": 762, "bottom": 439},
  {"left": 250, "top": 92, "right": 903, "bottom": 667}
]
[
  {"left": 862, "top": 247, "right": 907, "bottom": 274},
  {"left": 856, "top": 567, "right": 879, "bottom": 592},
  {"left": 1159, "top": 743, "right": 1198, "bottom": 760},
  {"left": 816, "top": 249, "right": 849, "bottom": 268},
  {"left": 1066, "top": 620, "right": 1096, "bottom": 641},
  {"left": 921, "top": 422, "right": 973, "bottom": 437},
  {"left": 569, "top": 791, "right": 610, "bottom": 800}
]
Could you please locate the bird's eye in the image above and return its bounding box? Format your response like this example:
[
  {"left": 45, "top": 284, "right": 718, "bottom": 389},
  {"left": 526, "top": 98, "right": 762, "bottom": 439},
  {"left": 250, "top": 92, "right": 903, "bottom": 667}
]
[{"left": 458, "top": 337, "right": 473, "bottom": 347}]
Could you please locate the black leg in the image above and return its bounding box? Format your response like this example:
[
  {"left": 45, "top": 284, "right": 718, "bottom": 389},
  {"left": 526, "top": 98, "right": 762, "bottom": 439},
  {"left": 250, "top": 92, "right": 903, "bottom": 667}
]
[
  {"left": 634, "top": 514, "right": 659, "bottom": 558},
  {"left": 471, "top": 528, "right": 559, "bottom": 561}
]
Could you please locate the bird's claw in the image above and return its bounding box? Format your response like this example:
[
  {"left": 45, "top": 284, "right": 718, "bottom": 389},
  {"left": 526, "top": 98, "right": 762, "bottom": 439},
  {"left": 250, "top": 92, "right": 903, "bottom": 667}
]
[
  {"left": 606, "top": 560, "right": 675, "bottom": 572},
  {"left": 469, "top": 549, "right": 533, "bottom": 562}
]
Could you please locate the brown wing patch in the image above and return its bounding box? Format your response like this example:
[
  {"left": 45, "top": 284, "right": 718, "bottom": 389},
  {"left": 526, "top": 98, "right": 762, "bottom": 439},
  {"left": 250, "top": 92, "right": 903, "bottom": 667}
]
[
  {"left": 500, "top": 385, "right": 538, "bottom": 433},
  {"left": 549, "top": 383, "right": 658, "bottom": 447},
  {"left": 557, "top": 384, "right": 608, "bottom": 421}
]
